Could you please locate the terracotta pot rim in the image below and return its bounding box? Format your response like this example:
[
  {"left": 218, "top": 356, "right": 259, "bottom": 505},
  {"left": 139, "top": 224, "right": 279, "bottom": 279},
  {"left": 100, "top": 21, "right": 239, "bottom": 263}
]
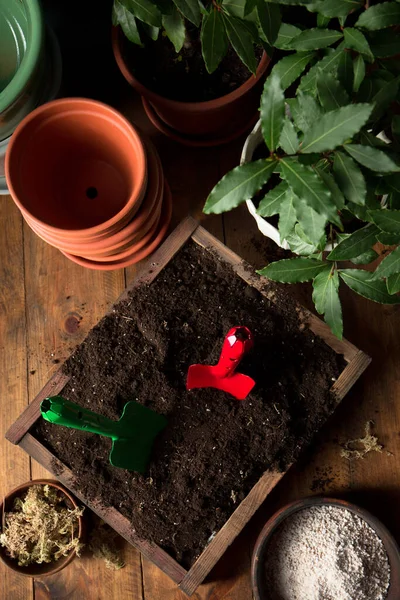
[
  {"left": 23, "top": 136, "right": 163, "bottom": 254},
  {"left": 142, "top": 97, "right": 259, "bottom": 147},
  {"left": 251, "top": 496, "right": 400, "bottom": 600},
  {"left": 62, "top": 180, "right": 172, "bottom": 270},
  {"left": 112, "top": 27, "right": 269, "bottom": 112},
  {"left": 0, "top": 479, "right": 84, "bottom": 577},
  {"left": 6, "top": 98, "right": 148, "bottom": 237}
]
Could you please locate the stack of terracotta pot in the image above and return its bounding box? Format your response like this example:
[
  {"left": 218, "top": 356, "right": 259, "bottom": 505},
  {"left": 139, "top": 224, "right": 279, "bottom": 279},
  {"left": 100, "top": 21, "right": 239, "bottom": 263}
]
[{"left": 5, "top": 98, "right": 172, "bottom": 270}]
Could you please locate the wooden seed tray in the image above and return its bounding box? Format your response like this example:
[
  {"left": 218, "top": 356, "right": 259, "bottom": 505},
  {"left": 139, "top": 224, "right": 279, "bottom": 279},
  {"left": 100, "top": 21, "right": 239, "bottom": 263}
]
[{"left": 6, "top": 216, "right": 371, "bottom": 596}]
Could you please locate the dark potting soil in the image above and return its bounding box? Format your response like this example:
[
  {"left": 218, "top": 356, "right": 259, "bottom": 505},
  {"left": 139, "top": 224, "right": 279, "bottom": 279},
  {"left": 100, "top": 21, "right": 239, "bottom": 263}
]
[
  {"left": 34, "top": 242, "right": 344, "bottom": 568},
  {"left": 121, "top": 24, "right": 263, "bottom": 102}
]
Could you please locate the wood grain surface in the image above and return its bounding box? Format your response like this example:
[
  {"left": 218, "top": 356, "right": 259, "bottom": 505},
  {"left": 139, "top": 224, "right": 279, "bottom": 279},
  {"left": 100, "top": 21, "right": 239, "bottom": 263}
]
[{"left": 1, "top": 90, "right": 400, "bottom": 600}]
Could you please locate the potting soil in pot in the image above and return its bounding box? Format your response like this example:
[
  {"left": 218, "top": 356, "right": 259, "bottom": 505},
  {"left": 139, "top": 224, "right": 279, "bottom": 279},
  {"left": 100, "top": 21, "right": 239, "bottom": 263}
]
[
  {"left": 122, "top": 25, "right": 263, "bottom": 102},
  {"left": 263, "top": 506, "right": 390, "bottom": 600},
  {"left": 34, "top": 241, "right": 345, "bottom": 567}
]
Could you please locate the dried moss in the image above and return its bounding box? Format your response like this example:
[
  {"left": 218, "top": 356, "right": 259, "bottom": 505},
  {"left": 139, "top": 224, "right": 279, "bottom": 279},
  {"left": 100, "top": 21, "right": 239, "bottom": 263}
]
[
  {"left": 89, "top": 519, "right": 125, "bottom": 570},
  {"left": 0, "top": 485, "right": 84, "bottom": 566},
  {"left": 341, "top": 421, "right": 384, "bottom": 460}
]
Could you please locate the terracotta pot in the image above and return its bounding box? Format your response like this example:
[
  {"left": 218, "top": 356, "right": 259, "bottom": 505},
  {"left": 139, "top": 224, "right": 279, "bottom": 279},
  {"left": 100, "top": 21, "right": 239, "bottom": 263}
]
[
  {"left": 112, "top": 27, "right": 270, "bottom": 144},
  {"left": 0, "top": 479, "right": 84, "bottom": 577},
  {"left": 28, "top": 137, "right": 163, "bottom": 258},
  {"left": 83, "top": 141, "right": 164, "bottom": 260},
  {"left": 62, "top": 180, "right": 172, "bottom": 270},
  {"left": 6, "top": 98, "right": 147, "bottom": 239},
  {"left": 251, "top": 496, "right": 400, "bottom": 600}
]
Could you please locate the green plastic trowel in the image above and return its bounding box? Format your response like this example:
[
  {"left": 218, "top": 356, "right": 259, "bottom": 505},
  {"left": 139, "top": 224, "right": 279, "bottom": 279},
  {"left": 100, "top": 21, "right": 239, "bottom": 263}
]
[{"left": 40, "top": 396, "right": 167, "bottom": 473}]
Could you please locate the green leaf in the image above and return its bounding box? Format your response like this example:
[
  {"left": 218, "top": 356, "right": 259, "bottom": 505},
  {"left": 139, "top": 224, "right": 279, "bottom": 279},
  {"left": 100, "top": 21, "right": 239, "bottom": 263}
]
[
  {"left": 337, "top": 49, "right": 353, "bottom": 94},
  {"left": 293, "top": 195, "right": 328, "bottom": 245},
  {"left": 275, "top": 23, "right": 302, "bottom": 49},
  {"left": 344, "top": 144, "right": 400, "bottom": 173},
  {"left": 369, "top": 29, "right": 400, "bottom": 58},
  {"left": 371, "top": 245, "right": 400, "bottom": 280},
  {"left": 289, "top": 28, "right": 343, "bottom": 51},
  {"left": 317, "top": 13, "right": 331, "bottom": 27},
  {"left": 378, "top": 232, "right": 400, "bottom": 244},
  {"left": 201, "top": 9, "right": 228, "bottom": 74},
  {"left": 287, "top": 93, "right": 321, "bottom": 132},
  {"left": 223, "top": 0, "right": 250, "bottom": 18},
  {"left": 126, "top": 0, "right": 162, "bottom": 26},
  {"left": 163, "top": 7, "right": 185, "bottom": 52},
  {"left": 358, "top": 130, "right": 389, "bottom": 148},
  {"left": 258, "top": 258, "right": 328, "bottom": 282},
  {"left": 311, "top": 0, "right": 362, "bottom": 18},
  {"left": 280, "top": 157, "right": 337, "bottom": 219},
  {"left": 312, "top": 267, "right": 343, "bottom": 339},
  {"left": 350, "top": 248, "right": 379, "bottom": 265},
  {"left": 356, "top": 2, "right": 400, "bottom": 31},
  {"left": 222, "top": 14, "right": 257, "bottom": 74},
  {"left": 257, "top": 1, "right": 281, "bottom": 45},
  {"left": 279, "top": 118, "right": 299, "bottom": 154},
  {"left": 333, "top": 151, "right": 366, "bottom": 206},
  {"left": 387, "top": 272, "right": 400, "bottom": 294},
  {"left": 271, "top": 52, "right": 315, "bottom": 90},
  {"left": 278, "top": 192, "right": 297, "bottom": 239},
  {"left": 300, "top": 104, "right": 373, "bottom": 154},
  {"left": 369, "top": 209, "right": 400, "bottom": 233},
  {"left": 314, "top": 167, "right": 345, "bottom": 209},
  {"left": 286, "top": 225, "right": 318, "bottom": 255},
  {"left": 353, "top": 55, "right": 365, "bottom": 93},
  {"left": 204, "top": 159, "right": 278, "bottom": 214},
  {"left": 244, "top": 0, "right": 257, "bottom": 16},
  {"left": 142, "top": 23, "right": 159, "bottom": 40},
  {"left": 392, "top": 115, "right": 400, "bottom": 144},
  {"left": 298, "top": 44, "right": 345, "bottom": 94},
  {"left": 343, "top": 27, "right": 374, "bottom": 62},
  {"left": 340, "top": 268, "right": 400, "bottom": 303},
  {"left": 171, "top": 0, "right": 200, "bottom": 26},
  {"left": 327, "top": 223, "right": 379, "bottom": 260},
  {"left": 317, "top": 71, "right": 349, "bottom": 111},
  {"left": 257, "top": 180, "right": 289, "bottom": 217},
  {"left": 261, "top": 74, "right": 285, "bottom": 152},
  {"left": 370, "top": 76, "right": 400, "bottom": 121},
  {"left": 114, "top": 1, "right": 143, "bottom": 45}
]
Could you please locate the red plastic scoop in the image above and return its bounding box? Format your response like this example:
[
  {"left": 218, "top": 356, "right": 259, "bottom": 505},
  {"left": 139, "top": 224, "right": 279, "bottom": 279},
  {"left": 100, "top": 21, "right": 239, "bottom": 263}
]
[{"left": 186, "top": 326, "right": 255, "bottom": 400}]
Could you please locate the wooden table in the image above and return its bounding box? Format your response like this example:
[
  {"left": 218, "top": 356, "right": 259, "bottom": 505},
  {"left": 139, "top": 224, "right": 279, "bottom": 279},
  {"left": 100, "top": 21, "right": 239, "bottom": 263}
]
[{"left": 1, "top": 90, "right": 400, "bottom": 600}]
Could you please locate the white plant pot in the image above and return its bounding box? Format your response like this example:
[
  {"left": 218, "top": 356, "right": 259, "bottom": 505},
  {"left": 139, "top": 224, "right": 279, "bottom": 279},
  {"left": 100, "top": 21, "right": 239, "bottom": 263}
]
[
  {"left": 241, "top": 119, "right": 292, "bottom": 250},
  {"left": 241, "top": 119, "right": 390, "bottom": 254}
]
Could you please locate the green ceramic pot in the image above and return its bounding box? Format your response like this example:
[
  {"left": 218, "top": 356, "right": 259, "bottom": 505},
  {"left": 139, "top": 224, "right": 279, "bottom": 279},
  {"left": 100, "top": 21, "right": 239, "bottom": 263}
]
[{"left": 0, "top": 0, "right": 44, "bottom": 140}]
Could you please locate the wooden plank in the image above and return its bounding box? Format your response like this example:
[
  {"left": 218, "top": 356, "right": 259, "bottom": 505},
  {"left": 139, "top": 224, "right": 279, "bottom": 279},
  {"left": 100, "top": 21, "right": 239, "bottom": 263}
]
[
  {"left": 19, "top": 434, "right": 187, "bottom": 585},
  {"left": 179, "top": 472, "right": 283, "bottom": 596},
  {"left": 0, "top": 198, "right": 32, "bottom": 600},
  {"left": 20, "top": 221, "right": 142, "bottom": 600},
  {"left": 6, "top": 371, "right": 69, "bottom": 445}
]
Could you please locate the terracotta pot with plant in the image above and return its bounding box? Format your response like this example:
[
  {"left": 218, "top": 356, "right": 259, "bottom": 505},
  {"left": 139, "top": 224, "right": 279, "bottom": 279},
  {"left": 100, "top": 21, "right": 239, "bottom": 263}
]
[
  {"left": 111, "top": 0, "right": 274, "bottom": 145},
  {"left": 204, "top": 0, "right": 400, "bottom": 339},
  {"left": 0, "top": 480, "right": 84, "bottom": 577}
]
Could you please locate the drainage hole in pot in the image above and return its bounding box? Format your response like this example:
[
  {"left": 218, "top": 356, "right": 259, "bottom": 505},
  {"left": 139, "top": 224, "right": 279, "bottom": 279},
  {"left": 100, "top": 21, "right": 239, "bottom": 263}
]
[{"left": 86, "top": 187, "right": 98, "bottom": 199}]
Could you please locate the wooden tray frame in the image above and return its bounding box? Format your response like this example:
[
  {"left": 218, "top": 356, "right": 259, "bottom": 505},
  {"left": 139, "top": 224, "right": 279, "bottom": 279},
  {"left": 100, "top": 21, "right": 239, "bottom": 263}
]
[{"left": 6, "top": 217, "right": 371, "bottom": 596}]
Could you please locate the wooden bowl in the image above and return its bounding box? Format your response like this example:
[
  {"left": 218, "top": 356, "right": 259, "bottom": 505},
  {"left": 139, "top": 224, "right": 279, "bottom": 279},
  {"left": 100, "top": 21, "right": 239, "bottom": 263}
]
[
  {"left": 0, "top": 479, "right": 84, "bottom": 577},
  {"left": 252, "top": 496, "right": 400, "bottom": 600}
]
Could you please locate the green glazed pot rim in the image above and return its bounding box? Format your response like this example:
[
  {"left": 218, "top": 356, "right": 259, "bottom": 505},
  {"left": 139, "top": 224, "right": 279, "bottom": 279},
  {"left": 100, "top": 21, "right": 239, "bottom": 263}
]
[{"left": 0, "top": 0, "right": 44, "bottom": 113}]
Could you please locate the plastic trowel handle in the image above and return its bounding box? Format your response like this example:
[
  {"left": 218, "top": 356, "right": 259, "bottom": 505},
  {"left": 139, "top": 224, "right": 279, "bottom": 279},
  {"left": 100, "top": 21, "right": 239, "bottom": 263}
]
[
  {"left": 41, "top": 396, "right": 121, "bottom": 440},
  {"left": 187, "top": 326, "right": 255, "bottom": 400}
]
